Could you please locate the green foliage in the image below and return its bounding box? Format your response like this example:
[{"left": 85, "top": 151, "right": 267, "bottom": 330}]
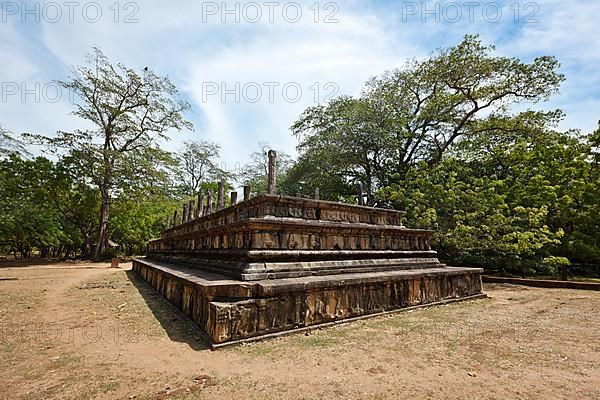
[
  {"left": 538, "top": 256, "right": 571, "bottom": 277},
  {"left": 0, "top": 155, "right": 80, "bottom": 257},
  {"left": 0, "top": 149, "right": 185, "bottom": 258},
  {"left": 379, "top": 158, "right": 564, "bottom": 266},
  {"left": 110, "top": 194, "right": 178, "bottom": 255},
  {"left": 174, "top": 140, "right": 225, "bottom": 196},
  {"left": 376, "top": 124, "right": 600, "bottom": 269},
  {"left": 0, "top": 126, "right": 28, "bottom": 158},
  {"left": 291, "top": 35, "right": 565, "bottom": 202},
  {"left": 25, "top": 47, "right": 192, "bottom": 258},
  {"left": 239, "top": 142, "right": 294, "bottom": 195}
]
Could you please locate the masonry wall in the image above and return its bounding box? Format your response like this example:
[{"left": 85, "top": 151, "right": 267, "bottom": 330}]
[{"left": 133, "top": 259, "right": 483, "bottom": 344}]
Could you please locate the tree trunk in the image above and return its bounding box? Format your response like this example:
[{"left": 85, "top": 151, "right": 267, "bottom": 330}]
[
  {"left": 81, "top": 243, "right": 88, "bottom": 258},
  {"left": 560, "top": 265, "right": 569, "bottom": 281},
  {"left": 94, "top": 143, "right": 113, "bottom": 260},
  {"left": 94, "top": 185, "right": 110, "bottom": 259}
]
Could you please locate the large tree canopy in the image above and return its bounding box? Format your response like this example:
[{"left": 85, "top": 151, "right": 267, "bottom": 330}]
[
  {"left": 27, "top": 48, "right": 192, "bottom": 258},
  {"left": 380, "top": 123, "right": 599, "bottom": 270},
  {"left": 0, "top": 125, "right": 28, "bottom": 158},
  {"left": 291, "top": 35, "right": 565, "bottom": 203},
  {"left": 174, "top": 140, "right": 223, "bottom": 196}
]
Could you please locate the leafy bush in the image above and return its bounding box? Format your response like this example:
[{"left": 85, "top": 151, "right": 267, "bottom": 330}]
[{"left": 538, "top": 256, "right": 571, "bottom": 277}]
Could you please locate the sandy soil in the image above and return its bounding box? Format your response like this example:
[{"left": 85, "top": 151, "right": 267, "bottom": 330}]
[{"left": 1, "top": 261, "right": 599, "bottom": 400}]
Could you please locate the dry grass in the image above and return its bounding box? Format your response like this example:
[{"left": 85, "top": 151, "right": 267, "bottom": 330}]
[{"left": 1, "top": 262, "right": 599, "bottom": 400}]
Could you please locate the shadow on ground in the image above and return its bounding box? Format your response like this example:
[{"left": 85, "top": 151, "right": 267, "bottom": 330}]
[{"left": 125, "top": 269, "right": 210, "bottom": 351}]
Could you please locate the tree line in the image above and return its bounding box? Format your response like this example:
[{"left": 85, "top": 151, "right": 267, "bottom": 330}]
[{"left": 1, "top": 35, "right": 598, "bottom": 277}]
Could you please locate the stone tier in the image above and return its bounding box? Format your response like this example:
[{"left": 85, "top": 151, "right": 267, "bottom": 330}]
[
  {"left": 148, "top": 195, "right": 439, "bottom": 281},
  {"left": 138, "top": 195, "right": 485, "bottom": 346},
  {"left": 147, "top": 250, "right": 445, "bottom": 281},
  {"left": 152, "top": 217, "right": 432, "bottom": 252},
  {"left": 151, "top": 195, "right": 412, "bottom": 253},
  {"left": 167, "top": 195, "right": 407, "bottom": 231},
  {"left": 133, "top": 259, "right": 484, "bottom": 347}
]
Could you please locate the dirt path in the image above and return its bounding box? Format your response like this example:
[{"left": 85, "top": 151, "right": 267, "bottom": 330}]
[{"left": 1, "top": 262, "right": 600, "bottom": 400}]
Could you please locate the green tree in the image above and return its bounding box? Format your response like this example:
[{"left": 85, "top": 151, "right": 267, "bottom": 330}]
[
  {"left": 378, "top": 119, "right": 600, "bottom": 272},
  {"left": 289, "top": 97, "right": 383, "bottom": 201},
  {"left": 52, "top": 155, "right": 101, "bottom": 257},
  {"left": 457, "top": 118, "right": 599, "bottom": 265},
  {"left": 110, "top": 194, "right": 178, "bottom": 255},
  {"left": 175, "top": 140, "right": 223, "bottom": 196},
  {"left": 239, "top": 142, "right": 294, "bottom": 195},
  {"left": 379, "top": 159, "right": 564, "bottom": 271},
  {"left": 291, "top": 35, "right": 565, "bottom": 202},
  {"left": 27, "top": 48, "right": 192, "bottom": 258},
  {"left": 0, "top": 125, "right": 28, "bottom": 158},
  {"left": 109, "top": 144, "right": 184, "bottom": 254},
  {"left": 0, "top": 155, "right": 66, "bottom": 257}
]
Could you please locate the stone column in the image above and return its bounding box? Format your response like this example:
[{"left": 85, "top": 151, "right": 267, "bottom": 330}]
[
  {"left": 314, "top": 187, "right": 320, "bottom": 201},
  {"left": 188, "top": 200, "right": 195, "bottom": 220},
  {"left": 230, "top": 191, "right": 238, "bottom": 205},
  {"left": 173, "top": 209, "right": 178, "bottom": 226},
  {"left": 243, "top": 185, "right": 251, "bottom": 201},
  {"left": 267, "top": 150, "right": 277, "bottom": 195},
  {"left": 183, "top": 203, "right": 188, "bottom": 222},
  {"left": 166, "top": 214, "right": 171, "bottom": 229},
  {"left": 207, "top": 188, "right": 214, "bottom": 214},
  {"left": 197, "top": 192, "right": 204, "bottom": 218},
  {"left": 217, "top": 179, "right": 225, "bottom": 210},
  {"left": 356, "top": 183, "right": 365, "bottom": 206}
]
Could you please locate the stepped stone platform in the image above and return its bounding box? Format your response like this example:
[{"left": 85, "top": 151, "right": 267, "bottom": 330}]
[{"left": 134, "top": 194, "right": 484, "bottom": 347}]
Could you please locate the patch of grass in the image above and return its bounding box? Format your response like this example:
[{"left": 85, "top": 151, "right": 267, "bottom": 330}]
[
  {"left": 99, "top": 380, "right": 120, "bottom": 393},
  {"left": 235, "top": 342, "right": 276, "bottom": 356},
  {"left": 330, "top": 381, "right": 346, "bottom": 397},
  {"left": 377, "top": 315, "right": 426, "bottom": 331},
  {"left": 571, "top": 276, "right": 600, "bottom": 283},
  {"left": 326, "top": 325, "right": 353, "bottom": 338},
  {"left": 298, "top": 334, "right": 337, "bottom": 348}
]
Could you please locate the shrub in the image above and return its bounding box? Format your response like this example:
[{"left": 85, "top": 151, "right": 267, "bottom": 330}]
[{"left": 538, "top": 256, "right": 571, "bottom": 277}]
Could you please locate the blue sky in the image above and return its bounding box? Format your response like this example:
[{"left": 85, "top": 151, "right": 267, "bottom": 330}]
[{"left": 1, "top": 0, "right": 599, "bottom": 172}]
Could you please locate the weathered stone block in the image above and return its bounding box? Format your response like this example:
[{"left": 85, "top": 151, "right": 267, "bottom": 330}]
[{"left": 134, "top": 195, "right": 484, "bottom": 347}]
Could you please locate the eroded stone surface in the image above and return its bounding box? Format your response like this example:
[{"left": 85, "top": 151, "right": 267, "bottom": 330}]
[
  {"left": 147, "top": 196, "right": 443, "bottom": 281},
  {"left": 136, "top": 195, "right": 484, "bottom": 345},
  {"left": 133, "top": 260, "right": 482, "bottom": 344}
]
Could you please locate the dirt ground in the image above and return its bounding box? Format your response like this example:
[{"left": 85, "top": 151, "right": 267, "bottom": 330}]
[{"left": 1, "top": 261, "right": 599, "bottom": 400}]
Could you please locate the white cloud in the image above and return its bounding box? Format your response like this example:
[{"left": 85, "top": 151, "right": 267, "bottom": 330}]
[
  {"left": 29, "top": 1, "right": 419, "bottom": 167},
  {"left": 1, "top": 0, "right": 599, "bottom": 166},
  {"left": 184, "top": 9, "right": 419, "bottom": 167}
]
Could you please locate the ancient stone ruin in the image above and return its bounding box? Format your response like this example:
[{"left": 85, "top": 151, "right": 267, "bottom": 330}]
[{"left": 133, "top": 151, "right": 484, "bottom": 348}]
